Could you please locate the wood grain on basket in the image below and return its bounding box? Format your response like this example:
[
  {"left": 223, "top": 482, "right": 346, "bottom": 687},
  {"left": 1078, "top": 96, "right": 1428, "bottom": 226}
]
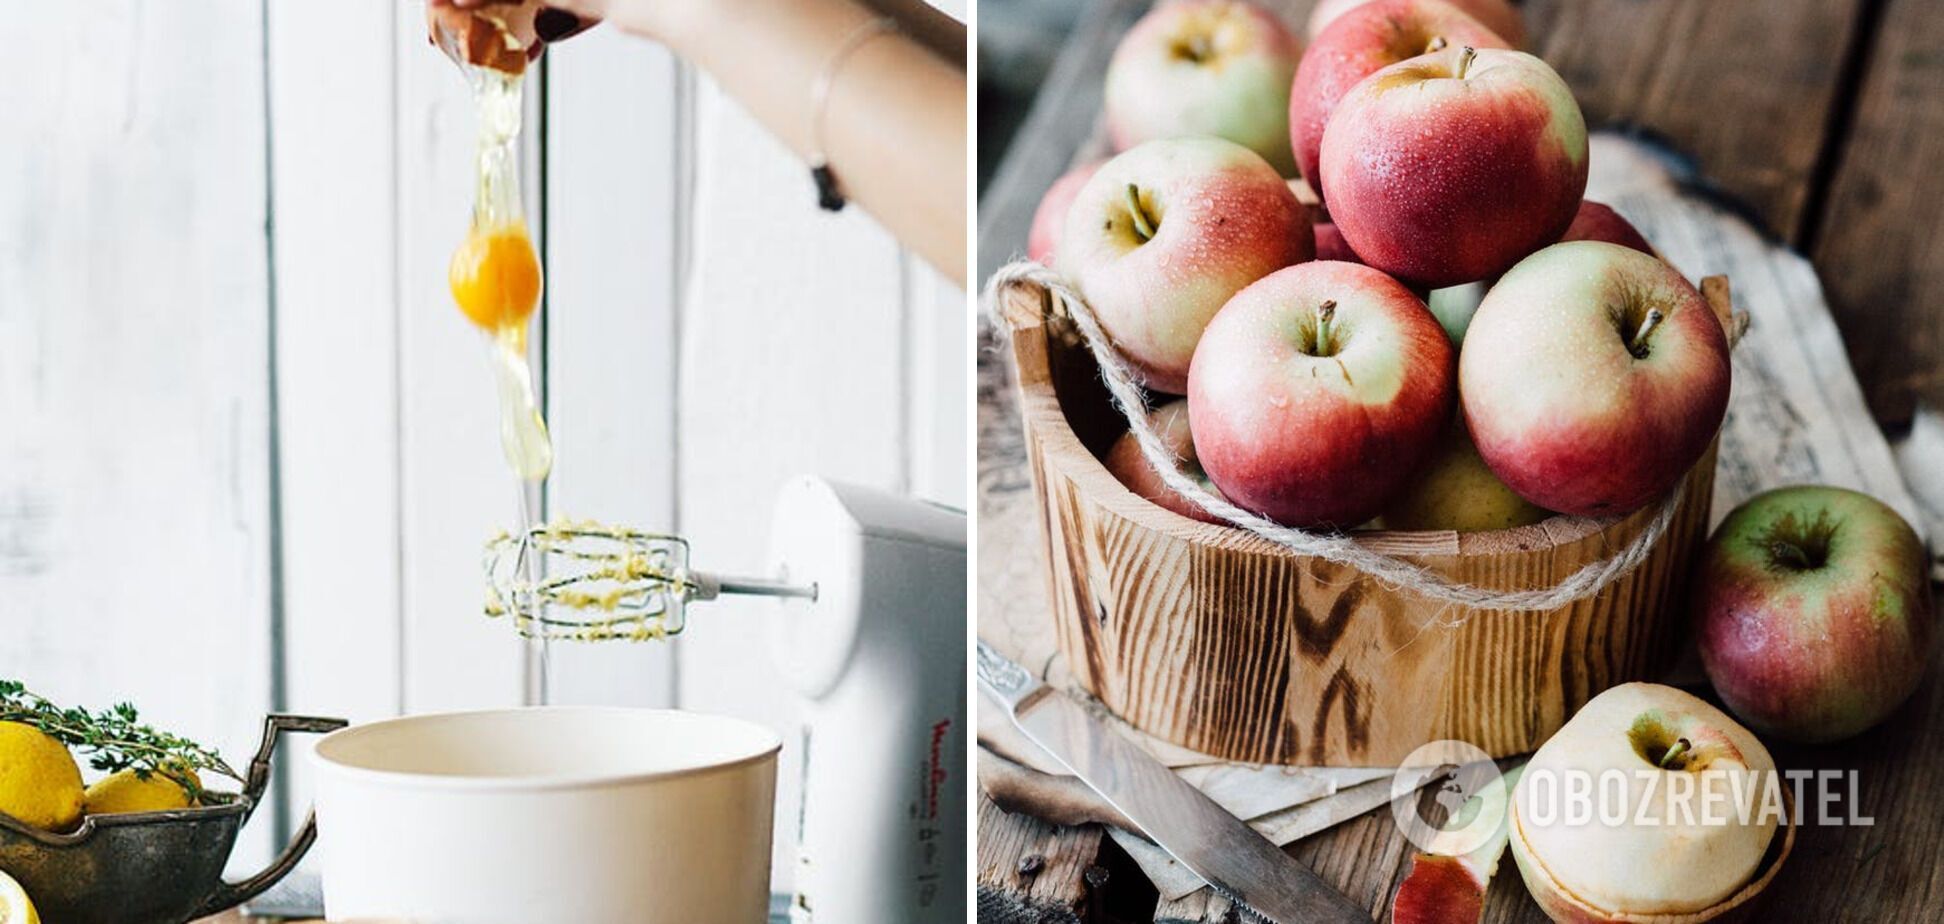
[{"left": 1002, "top": 275, "right": 1739, "bottom": 766}]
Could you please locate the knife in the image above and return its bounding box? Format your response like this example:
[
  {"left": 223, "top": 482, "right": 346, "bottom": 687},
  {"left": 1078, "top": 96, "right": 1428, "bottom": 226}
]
[{"left": 977, "top": 641, "right": 1370, "bottom": 924}]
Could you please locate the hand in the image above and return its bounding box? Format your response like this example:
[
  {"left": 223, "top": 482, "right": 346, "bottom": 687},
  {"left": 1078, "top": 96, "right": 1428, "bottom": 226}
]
[
  {"left": 427, "top": 0, "right": 598, "bottom": 72},
  {"left": 516, "top": 0, "right": 732, "bottom": 58}
]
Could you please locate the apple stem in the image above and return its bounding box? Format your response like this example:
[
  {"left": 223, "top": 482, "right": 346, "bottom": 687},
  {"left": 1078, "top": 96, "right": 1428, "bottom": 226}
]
[
  {"left": 1314, "top": 300, "right": 1337, "bottom": 355},
  {"left": 1658, "top": 738, "right": 1691, "bottom": 769},
  {"left": 1125, "top": 183, "right": 1157, "bottom": 243},
  {"left": 1456, "top": 45, "right": 1477, "bottom": 80},
  {"left": 1426, "top": 36, "right": 1448, "bottom": 55},
  {"left": 1770, "top": 540, "right": 1814, "bottom": 570},
  {"left": 1630, "top": 308, "right": 1666, "bottom": 356},
  {"left": 1190, "top": 35, "right": 1213, "bottom": 63}
]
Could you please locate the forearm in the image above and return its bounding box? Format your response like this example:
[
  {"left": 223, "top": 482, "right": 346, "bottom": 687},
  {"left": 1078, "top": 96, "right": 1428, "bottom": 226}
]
[{"left": 680, "top": 1, "right": 967, "bottom": 285}]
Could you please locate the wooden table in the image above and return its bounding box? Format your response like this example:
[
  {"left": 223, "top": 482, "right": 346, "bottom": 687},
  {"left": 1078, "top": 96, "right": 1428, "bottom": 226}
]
[{"left": 977, "top": 2, "right": 1944, "bottom": 921}]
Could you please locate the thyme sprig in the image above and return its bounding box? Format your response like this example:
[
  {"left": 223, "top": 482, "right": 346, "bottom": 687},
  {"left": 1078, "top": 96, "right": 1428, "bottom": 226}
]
[{"left": 0, "top": 680, "right": 240, "bottom": 803}]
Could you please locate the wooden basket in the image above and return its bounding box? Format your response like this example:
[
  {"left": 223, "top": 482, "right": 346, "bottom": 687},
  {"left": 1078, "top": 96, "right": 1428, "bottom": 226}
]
[{"left": 998, "top": 276, "right": 1736, "bottom": 767}]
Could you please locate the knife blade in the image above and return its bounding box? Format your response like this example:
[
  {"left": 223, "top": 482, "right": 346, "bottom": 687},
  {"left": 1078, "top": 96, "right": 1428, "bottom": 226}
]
[{"left": 977, "top": 641, "right": 1370, "bottom": 924}]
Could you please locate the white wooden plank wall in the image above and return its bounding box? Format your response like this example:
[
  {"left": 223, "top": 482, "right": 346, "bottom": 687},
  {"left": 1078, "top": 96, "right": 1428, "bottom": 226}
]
[
  {"left": 541, "top": 30, "right": 684, "bottom": 709},
  {"left": 0, "top": 1, "right": 277, "bottom": 863},
  {"left": 266, "top": 0, "right": 404, "bottom": 863},
  {"left": 3, "top": 0, "right": 968, "bottom": 888}
]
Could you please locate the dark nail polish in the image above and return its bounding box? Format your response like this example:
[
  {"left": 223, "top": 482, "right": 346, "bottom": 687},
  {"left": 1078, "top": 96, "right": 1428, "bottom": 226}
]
[{"left": 535, "top": 9, "right": 580, "bottom": 41}]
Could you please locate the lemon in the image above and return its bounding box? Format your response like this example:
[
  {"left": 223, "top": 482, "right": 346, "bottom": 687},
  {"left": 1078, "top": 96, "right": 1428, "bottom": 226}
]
[
  {"left": 84, "top": 763, "right": 200, "bottom": 816},
  {"left": 0, "top": 722, "right": 83, "bottom": 833},
  {"left": 0, "top": 869, "right": 38, "bottom": 924}
]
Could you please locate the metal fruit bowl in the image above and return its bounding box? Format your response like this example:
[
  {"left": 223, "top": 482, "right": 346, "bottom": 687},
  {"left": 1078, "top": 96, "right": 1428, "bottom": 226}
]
[{"left": 0, "top": 714, "right": 345, "bottom": 924}]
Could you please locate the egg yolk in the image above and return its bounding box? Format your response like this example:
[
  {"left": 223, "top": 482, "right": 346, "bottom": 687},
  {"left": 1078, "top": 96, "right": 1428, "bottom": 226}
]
[{"left": 449, "top": 222, "right": 542, "bottom": 331}]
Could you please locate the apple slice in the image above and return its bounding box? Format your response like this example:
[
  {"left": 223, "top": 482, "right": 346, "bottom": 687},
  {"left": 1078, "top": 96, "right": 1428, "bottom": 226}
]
[{"left": 1391, "top": 764, "right": 1524, "bottom": 924}]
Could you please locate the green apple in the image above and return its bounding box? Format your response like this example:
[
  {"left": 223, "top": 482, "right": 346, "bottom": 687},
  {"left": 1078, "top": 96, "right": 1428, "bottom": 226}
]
[
  {"left": 1105, "top": 0, "right": 1301, "bottom": 176},
  {"left": 1425, "top": 282, "right": 1485, "bottom": 347},
  {"left": 1380, "top": 416, "right": 1551, "bottom": 532}
]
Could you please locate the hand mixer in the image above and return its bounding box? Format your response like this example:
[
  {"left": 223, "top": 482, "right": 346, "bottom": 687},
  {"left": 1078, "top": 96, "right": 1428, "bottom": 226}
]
[{"left": 484, "top": 476, "right": 967, "bottom": 924}]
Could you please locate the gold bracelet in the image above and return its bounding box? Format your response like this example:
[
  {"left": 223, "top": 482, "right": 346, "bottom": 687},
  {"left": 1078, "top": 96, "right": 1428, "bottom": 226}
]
[{"left": 810, "top": 16, "right": 900, "bottom": 212}]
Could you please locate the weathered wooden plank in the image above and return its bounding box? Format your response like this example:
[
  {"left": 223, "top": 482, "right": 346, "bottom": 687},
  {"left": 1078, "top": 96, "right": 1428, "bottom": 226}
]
[
  {"left": 977, "top": 795, "right": 1109, "bottom": 924},
  {"left": 1748, "top": 632, "right": 1944, "bottom": 920},
  {"left": 1151, "top": 802, "right": 1415, "bottom": 922},
  {"left": 1522, "top": 0, "right": 1869, "bottom": 240},
  {"left": 0, "top": 0, "right": 277, "bottom": 863},
  {"left": 539, "top": 30, "right": 684, "bottom": 709},
  {"left": 1151, "top": 889, "right": 1236, "bottom": 924},
  {"left": 1807, "top": 0, "right": 1944, "bottom": 428}
]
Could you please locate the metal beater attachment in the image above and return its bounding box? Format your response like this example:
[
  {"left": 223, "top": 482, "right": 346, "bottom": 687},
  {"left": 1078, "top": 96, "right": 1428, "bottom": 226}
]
[{"left": 483, "top": 521, "right": 816, "bottom": 642}]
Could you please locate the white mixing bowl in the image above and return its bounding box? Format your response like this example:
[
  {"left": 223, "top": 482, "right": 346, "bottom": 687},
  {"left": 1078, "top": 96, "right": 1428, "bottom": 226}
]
[{"left": 312, "top": 707, "right": 780, "bottom": 923}]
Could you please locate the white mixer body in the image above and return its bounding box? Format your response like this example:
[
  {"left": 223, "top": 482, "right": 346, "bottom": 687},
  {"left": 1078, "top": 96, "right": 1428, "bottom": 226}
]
[{"left": 768, "top": 476, "right": 967, "bottom": 924}]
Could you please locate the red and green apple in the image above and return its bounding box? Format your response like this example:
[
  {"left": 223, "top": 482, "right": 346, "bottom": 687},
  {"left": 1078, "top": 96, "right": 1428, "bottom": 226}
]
[
  {"left": 1320, "top": 45, "right": 1587, "bottom": 288},
  {"left": 1562, "top": 199, "right": 1654, "bottom": 255},
  {"left": 1695, "top": 485, "right": 1935, "bottom": 743},
  {"left": 1102, "top": 399, "right": 1225, "bottom": 525},
  {"left": 1187, "top": 260, "right": 1453, "bottom": 529},
  {"left": 1313, "top": 221, "right": 1362, "bottom": 264},
  {"left": 1290, "top": 0, "right": 1509, "bottom": 200},
  {"left": 1459, "top": 241, "right": 1729, "bottom": 517},
  {"left": 1058, "top": 137, "right": 1312, "bottom": 394},
  {"left": 1307, "top": 0, "right": 1526, "bottom": 47}
]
